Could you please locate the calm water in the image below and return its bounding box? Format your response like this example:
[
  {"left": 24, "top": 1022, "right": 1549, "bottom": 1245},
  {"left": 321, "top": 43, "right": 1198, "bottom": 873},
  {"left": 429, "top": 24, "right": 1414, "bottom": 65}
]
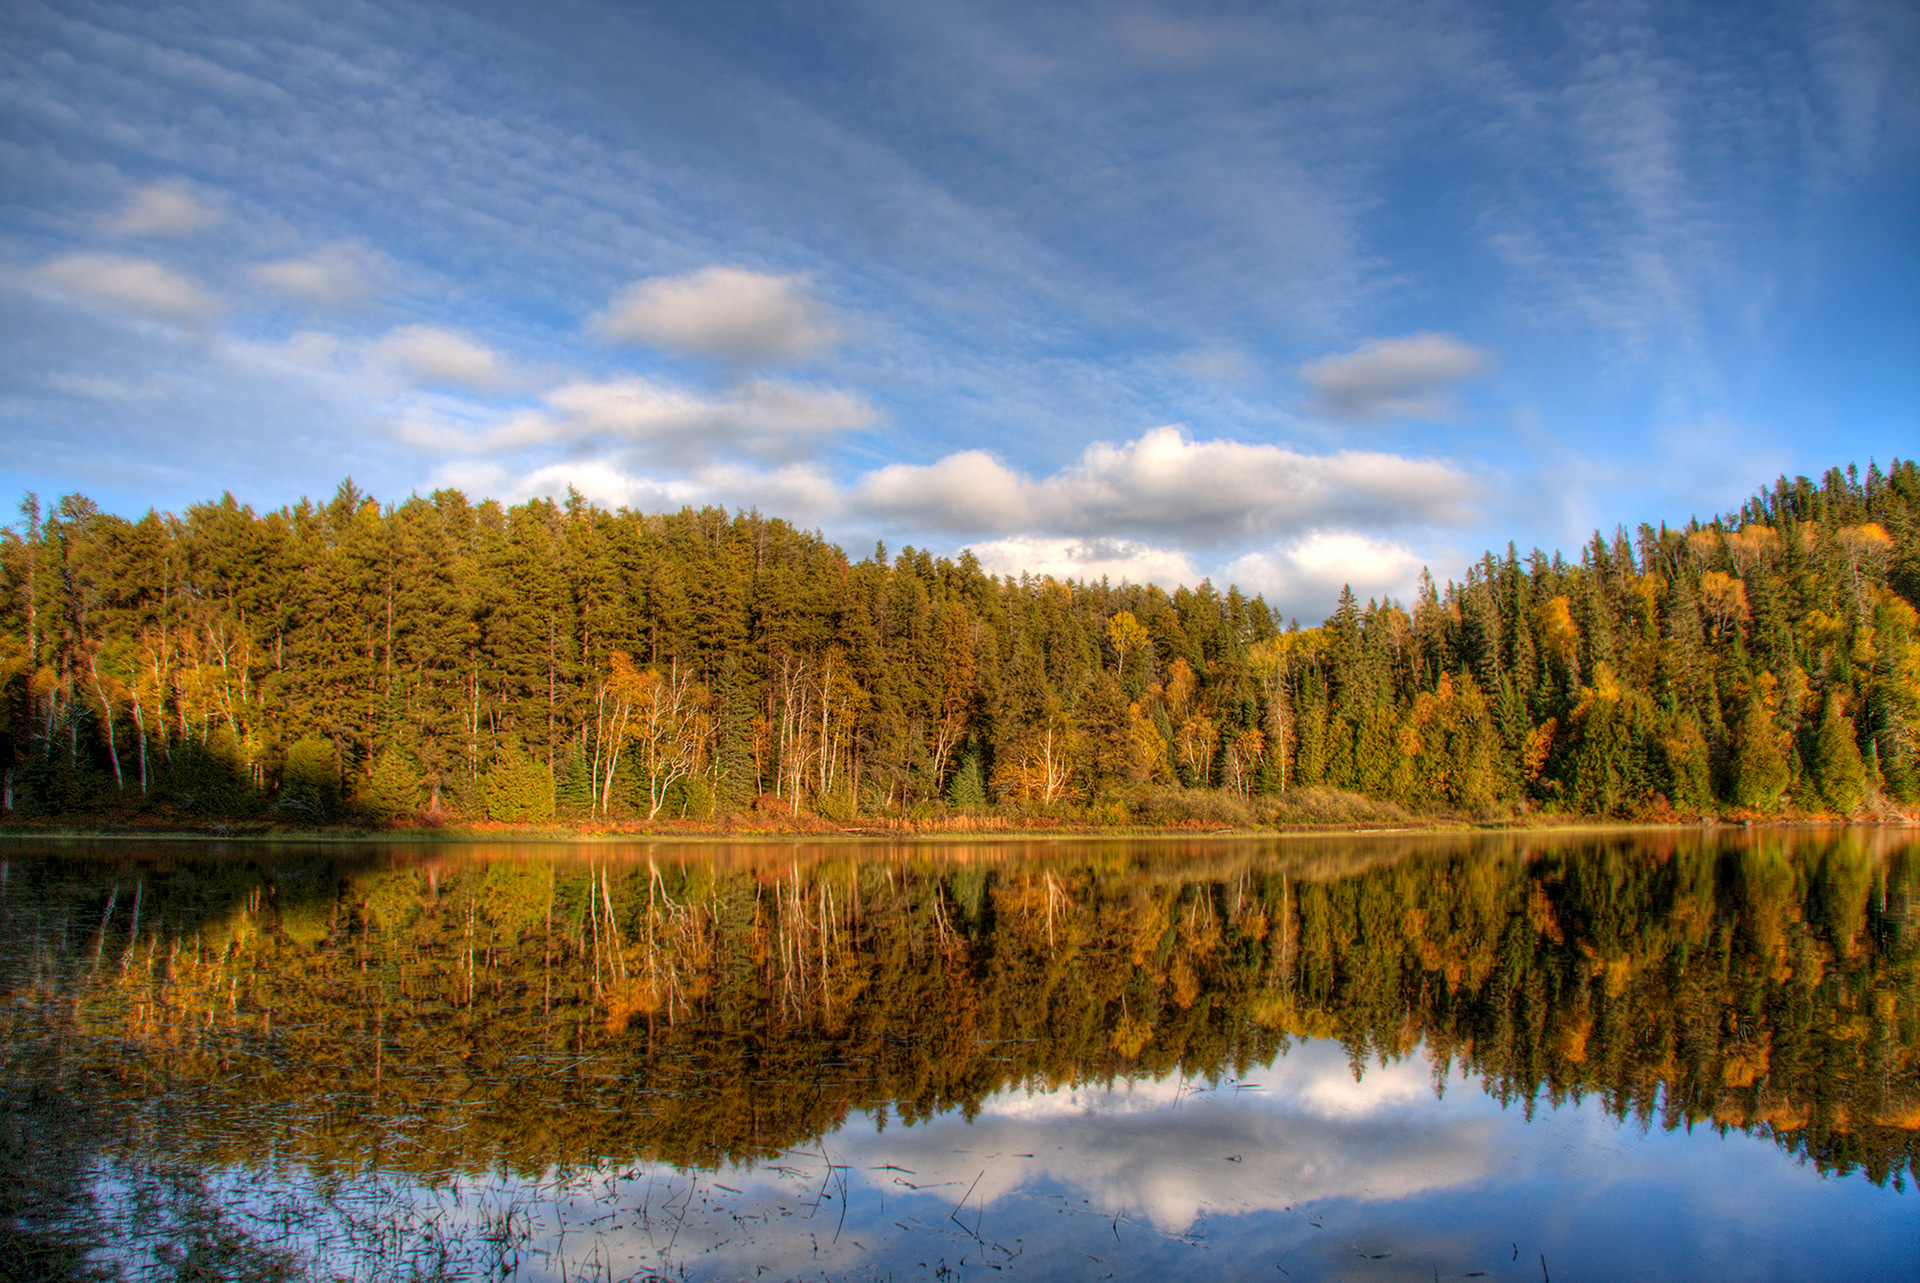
[{"left": 1, "top": 831, "right": 1913, "bottom": 1282}]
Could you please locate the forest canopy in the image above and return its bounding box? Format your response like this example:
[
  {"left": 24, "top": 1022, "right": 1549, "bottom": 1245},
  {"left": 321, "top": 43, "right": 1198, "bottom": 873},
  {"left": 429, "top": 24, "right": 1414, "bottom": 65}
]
[{"left": 2, "top": 460, "right": 1916, "bottom": 824}]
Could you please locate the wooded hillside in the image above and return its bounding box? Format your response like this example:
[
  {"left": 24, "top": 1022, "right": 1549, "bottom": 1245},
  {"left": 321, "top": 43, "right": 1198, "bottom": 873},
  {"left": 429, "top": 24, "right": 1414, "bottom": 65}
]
[{"left": 2, "top": 460, "right": 1915, "bottom": 824}]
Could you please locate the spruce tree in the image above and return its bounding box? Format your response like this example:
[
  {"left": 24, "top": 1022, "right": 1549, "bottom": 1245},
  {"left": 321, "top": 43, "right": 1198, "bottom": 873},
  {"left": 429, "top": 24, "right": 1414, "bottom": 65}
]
[
  {"left": 1809, "top": 693, "right": 1866, "bottom": 814},
  {"left": 1732, "top": 701, "right": 1790, "bottom": 812}
]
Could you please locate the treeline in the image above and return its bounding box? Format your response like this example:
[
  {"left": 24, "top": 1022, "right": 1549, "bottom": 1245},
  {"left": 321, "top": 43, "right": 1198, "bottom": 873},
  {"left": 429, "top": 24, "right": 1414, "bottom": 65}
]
[
  {"left": 9, "top": 833, "right": 1914, "bottom": 1185},
  {"left": 1, "top": 460, "right": 1916, "bottom": 823}
]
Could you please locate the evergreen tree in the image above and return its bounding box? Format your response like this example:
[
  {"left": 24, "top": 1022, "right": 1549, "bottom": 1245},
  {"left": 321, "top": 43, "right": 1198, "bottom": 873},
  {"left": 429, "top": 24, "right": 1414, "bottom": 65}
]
[
  {"left": 1809, "top": 693, "right": 1866, "bottom": 814},
  {"left": 1732, "top": 700, "right": 1791, "bottom": 812}
]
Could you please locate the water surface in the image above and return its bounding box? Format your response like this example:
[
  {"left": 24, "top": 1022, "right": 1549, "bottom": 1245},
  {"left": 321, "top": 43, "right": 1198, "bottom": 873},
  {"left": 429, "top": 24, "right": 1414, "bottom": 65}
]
[{"left": 2, "top": 830, "right": 1914, "bottom": 1280}]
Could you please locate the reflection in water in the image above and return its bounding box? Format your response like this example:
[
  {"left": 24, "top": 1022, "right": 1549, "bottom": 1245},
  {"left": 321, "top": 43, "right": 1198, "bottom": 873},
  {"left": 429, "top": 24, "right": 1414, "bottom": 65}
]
[{"left": 1, "top": 830, "right": 1914, "bottom": 1280}]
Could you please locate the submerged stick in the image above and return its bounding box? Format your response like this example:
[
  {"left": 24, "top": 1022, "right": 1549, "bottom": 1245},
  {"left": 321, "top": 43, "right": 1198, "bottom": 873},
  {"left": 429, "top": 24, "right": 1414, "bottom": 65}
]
[{"left": 949, "top": 1169, "right": 985, "bottom": 1237}]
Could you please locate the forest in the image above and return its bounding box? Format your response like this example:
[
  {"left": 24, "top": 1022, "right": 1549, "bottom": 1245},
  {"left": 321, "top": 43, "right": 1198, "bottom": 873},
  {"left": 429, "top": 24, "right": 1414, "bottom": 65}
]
[{"left": 1, "top": 459, "right": 1915, "bottom": 826}]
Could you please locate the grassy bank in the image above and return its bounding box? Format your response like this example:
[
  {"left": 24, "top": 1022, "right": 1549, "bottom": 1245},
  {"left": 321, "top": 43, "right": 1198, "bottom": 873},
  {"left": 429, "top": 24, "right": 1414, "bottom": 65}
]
[{"left": 2, "top": 784, "right": 1911, "bottom": 844}]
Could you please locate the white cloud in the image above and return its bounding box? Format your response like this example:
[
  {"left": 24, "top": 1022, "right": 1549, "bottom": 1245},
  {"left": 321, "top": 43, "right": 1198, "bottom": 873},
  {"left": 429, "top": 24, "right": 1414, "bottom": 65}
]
[
  {"left": 857, "top": 450, "right": 1034, "bottom": 531},
  {"left": 967, "top": 535, "right": 1198, "bottom": 587},
  {"left": 424, "top": 458, "right": 513, "bottom": 499},
  {"left": 251, "top": 244, "right": 377, "bottom": 307},
  {"left": 687, "top": 461, "right": 842, "bottom": 524},
  {"left": 1299, "top": 332, "right": 1490, "bottom": 421},
  {"left": 598, "top": 266, "right": 840, "bottom": 362},
  {"left": 34, "top": 252, "right": 215, "bottom": 319},
  {"left": 372, "top": 325, "right": 505, "bottom": 390},
  {"left": 496, "top": 458, "right": 679, "bottom": 511},
  {"left": 425, "top": 454, "right": 842, "bottom": 525},
  {"left": 852, "top": 427, "right": 1478, "bottom": 546},
  {"left": 400, "top": 375, "right": 874, "bottom": 465},
  {"left": 107, "top": 181, "right": 221, "bottom": 237},
  {"left": 1224, "top": 531, "right": 1428, "bottom": 619}
]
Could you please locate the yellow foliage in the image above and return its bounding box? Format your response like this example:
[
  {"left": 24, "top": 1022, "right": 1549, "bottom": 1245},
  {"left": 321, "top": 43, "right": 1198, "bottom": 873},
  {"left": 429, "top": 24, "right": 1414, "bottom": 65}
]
[
  {"left": 1840, "top": 521, "right": 1891, "bottom": 549},
  {"left": 1163, "top": 657, "right": 1196, "bottom": 721},
  {"left": 1699, "top": 571, "right": 1749, "bottom": 637},
  {"left": 1556, "top": 1013, "right": 1592, "bottom": 1065},
  {"left": 0, "top": 634, "right": 26, "bottom": 686},
  {"left": 1522, "top": 719, "right": 1556, "bottom": 781},
  {"left": 1630, "top": 573, "right": 1666, "bottom": 623},
  {"left": 1725, "top": 525, "right": 1779, "bottom": 575},
  {"left": 1247, "top": 989, "right": 1292, "bottom": 1029},
  {"left": 1526, "top": 880, "right": 1565, "bottom": 945},
  {"left": 1106, "top": 611, "right": 1150, "bottom": 668},
  {"left": 1572, "top": 662, "right": 1623, "bottom": 721},
  {"left": 1111, "top": 1013, "right": 1154, "bottom": 1058},
  {"left": 1537, "top": 595, "right": 1580, "bottom": 662},
  {"left": 1125, "top": 704, "right": 1170, "bottom": 784}
]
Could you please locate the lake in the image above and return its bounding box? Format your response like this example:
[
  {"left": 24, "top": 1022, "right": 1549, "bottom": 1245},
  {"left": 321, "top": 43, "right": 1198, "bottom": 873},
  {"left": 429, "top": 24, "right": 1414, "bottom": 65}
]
[{"left": 1, "top": 830, "right": 1913, "bottom": 1282}]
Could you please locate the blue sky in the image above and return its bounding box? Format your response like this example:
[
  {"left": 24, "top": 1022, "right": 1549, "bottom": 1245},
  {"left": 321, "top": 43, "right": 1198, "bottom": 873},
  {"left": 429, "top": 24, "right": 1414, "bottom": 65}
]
[{"left": 2, "top": 0, "right": 1914, "bottom": 621}]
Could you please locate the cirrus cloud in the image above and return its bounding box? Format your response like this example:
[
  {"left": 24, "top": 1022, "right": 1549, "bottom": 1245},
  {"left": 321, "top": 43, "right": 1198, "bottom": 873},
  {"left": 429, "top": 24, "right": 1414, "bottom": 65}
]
[
  {"left": 597, "top": 266, "right": 841, "bottom": 363},
  {"left": 1299, "top": 332, "right": 1490, "bottom": 421}
]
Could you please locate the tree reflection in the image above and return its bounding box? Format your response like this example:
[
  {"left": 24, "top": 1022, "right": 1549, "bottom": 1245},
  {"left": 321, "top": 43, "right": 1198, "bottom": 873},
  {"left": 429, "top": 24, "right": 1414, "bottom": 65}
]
[{"left": 2, "top": 830, "right": 1914, "bottom": 1215}]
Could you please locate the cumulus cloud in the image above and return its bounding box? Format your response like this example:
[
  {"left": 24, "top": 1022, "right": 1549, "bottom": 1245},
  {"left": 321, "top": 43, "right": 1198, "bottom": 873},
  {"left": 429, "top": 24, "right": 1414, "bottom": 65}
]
[
  {"left": 424, "top": 454, "right": 843, "bottom": 526},
  {"left": 1299, "top": 332, "right": 1489, "bottom": 421},
  {"left": 34, "top": 252, "right": 215, "bottom": 319},
  {"left": 967, "top": 535, "right": 1198, "bottom": 587},
  {"left": 107, "top": 181, "right": 221, "bottom": 237},
  {"left": 598, "top": 266, "right": 840, "bottom": 362},
  {"left": 820, "top": 1041, "right": 1494, "bottom": 1234},
  {"left": 251, "top": 244, "right": 377, "bottom": 307},
  {"left": 853, "top": 426, "right": 1477, "bottom": 546},
  {"left": 857, "top": 450, "right": 1034, "bottom": 531},
  {"left": 686, "top": 461, "right": 842, "bottom": 525},
  {"left": 1223, "top": 531, "right": 1429, "bottom": 619},
  {"left": 372, "top": 325, "right": 505, "bottom": 390},
  {"left": 401, "top": 375, "right": 874, "bottom": 464}
]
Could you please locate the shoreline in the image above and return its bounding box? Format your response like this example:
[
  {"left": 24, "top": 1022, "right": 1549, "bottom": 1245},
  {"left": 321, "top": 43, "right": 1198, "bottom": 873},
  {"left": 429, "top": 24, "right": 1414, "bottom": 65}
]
[{"left": 2, "top": 810, "right": 1911, "bottom": 846}]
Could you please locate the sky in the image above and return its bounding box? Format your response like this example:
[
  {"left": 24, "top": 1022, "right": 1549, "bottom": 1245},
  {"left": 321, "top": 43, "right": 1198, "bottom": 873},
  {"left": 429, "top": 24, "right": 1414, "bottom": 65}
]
[{"left": 2, "top": 0, "right": 1915, "bottom": 623}]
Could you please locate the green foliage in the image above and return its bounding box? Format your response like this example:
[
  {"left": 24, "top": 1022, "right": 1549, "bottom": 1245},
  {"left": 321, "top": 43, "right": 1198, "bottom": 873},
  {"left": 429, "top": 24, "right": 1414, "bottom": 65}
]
[
  {"left": 554, "top": 743, "right": 595, "bottom": 817},
  {"left": 279, "top": 737, "right": 339, "bottom": 816},
  {"left": 1660, "top": 716, "right": 1714, "bottom": 813},
  {"left": 1733, "top": 702, "right": 1791, "bottom": 812},
  {"left": 947, "top": 748, "right": 987, "bottom": 807},
  {"left": 485, "top": 746, "right": 553, "bottom": 822},
  {"left": 668, "top": 773, "right": 716, "bottom": 821},
  {"left": 1810, "top": 695, "right": 1867, "bottom": 814},
  {"left": 362, "top": 747, "right": 421, "bottom": 821}
]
